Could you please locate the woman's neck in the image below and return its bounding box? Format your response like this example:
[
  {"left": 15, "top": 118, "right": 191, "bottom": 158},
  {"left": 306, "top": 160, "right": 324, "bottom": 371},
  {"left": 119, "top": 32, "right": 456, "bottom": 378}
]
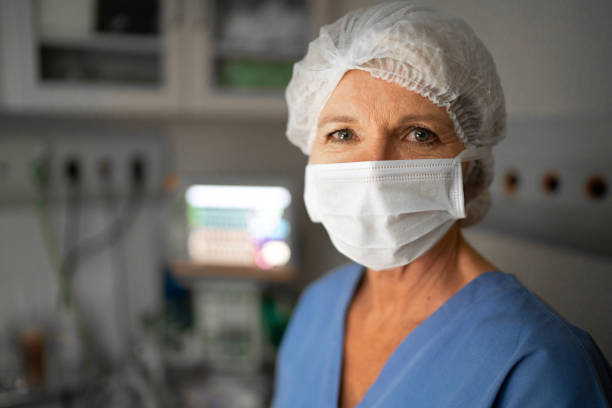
[{"left": 356, "top": 223, "right": 495, "bottom": 324}]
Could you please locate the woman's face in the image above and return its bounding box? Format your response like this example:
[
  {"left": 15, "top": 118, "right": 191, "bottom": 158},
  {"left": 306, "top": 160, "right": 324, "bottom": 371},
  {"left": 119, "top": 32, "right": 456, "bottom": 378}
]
[{"left": 310, "top": 70, "right": 465, "bottom": 164}]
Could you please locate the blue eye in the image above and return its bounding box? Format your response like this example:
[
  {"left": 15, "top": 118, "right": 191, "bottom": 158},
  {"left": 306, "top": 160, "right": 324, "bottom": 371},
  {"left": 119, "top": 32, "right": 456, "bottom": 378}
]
[{"left": 329, "top": 129, "right": 355, "bottom": 142}]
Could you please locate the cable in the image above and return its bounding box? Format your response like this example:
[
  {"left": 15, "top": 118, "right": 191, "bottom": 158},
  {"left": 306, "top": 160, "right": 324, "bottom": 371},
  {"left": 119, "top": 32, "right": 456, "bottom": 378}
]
[
  {"left": 62, "top": 157, "right": 81, "bottom": 307},
  {"left": 31, "top": 151, "right": 157, "bottom": 407},
  {"left": 98, "top": 157, "right": 133, "bottom": 357},
  {"left": 79, "top": 155, "right": 160, "bottom": 408},
  {"left": 62, "top": 194, "right": 143, "bottom": 281},
  {"left": 30, "top": 153, "right": 66, "bottom": 302},
  {"left": 60, "top": 157, "right": 100, "bottom": 367},
  {"left": 31, "top": 152, "right": 99, "bottom": 385},
  {"left": 60, "top": 155, "right": 147, "bottom": 282}
]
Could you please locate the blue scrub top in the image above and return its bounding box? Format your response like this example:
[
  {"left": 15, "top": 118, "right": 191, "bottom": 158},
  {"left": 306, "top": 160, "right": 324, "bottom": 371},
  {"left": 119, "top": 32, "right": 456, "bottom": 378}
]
[{"left": 271, "top": 263, "right": 612, "bottom": 407}]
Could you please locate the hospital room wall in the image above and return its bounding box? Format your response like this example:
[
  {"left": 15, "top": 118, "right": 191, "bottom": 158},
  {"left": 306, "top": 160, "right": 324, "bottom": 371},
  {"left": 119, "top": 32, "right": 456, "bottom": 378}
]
[{"left": 0, "top": 0, "right": 610, "bottom": 361}]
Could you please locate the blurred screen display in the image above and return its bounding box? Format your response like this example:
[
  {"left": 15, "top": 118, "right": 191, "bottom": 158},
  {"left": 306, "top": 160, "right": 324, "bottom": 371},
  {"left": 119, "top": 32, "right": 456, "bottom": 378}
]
[{"left": 185, "top": 185, "right": 292, "bottom": 269}]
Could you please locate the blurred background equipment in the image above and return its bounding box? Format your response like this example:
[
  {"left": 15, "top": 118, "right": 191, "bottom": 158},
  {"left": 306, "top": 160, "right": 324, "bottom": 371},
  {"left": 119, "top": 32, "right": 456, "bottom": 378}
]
[
  {"left": 0, "top": 0, "right": 319, "bottom": 404},
  {"left": 180, "top": 183, "right": 294, "bottom": 269},
  {"left": 0, "top": 0, "right": 320, "bottom": 116},
  {"left": 37, "top": 0, "right": 162, "bottom": 86},
  {"left": 212, "top": 0, "right": 309, "bottom": 89},
  {"left": 0, "top": 0, "right": 611, "bottom": 407},
  {"left": 193, "top": 280, "right": 265, "bottom": 373}
]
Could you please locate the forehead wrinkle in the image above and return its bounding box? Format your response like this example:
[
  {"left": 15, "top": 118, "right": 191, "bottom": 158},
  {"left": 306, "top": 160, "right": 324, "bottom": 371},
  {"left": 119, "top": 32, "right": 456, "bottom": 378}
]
[
  {"left": 317, "top": 70, "right": 455, "bottom": 134},
  {"left": 317, "top": 114, "right": 358, "bottom": 129}
]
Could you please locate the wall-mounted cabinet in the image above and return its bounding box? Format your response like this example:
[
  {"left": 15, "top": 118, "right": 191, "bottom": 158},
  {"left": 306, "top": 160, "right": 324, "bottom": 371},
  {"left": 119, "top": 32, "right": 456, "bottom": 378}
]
[{"left": 0, "top": 0, "right": 329, "bottom": 118}]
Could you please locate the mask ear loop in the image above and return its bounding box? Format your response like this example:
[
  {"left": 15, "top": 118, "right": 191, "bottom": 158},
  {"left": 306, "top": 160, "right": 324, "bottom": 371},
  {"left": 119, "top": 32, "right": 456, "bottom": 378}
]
[
  {"left": 453, "top": 146, "right": 493, "bottom": 224},
  {"left": 455, "top": 146, "right": 492, "bottom": 189}
]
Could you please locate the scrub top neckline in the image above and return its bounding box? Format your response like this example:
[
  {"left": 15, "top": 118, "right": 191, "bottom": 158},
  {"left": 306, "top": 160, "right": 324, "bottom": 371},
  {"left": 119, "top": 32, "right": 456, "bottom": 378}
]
[{"left": 329, "top": 264, "right": 504, "bottom": 408}]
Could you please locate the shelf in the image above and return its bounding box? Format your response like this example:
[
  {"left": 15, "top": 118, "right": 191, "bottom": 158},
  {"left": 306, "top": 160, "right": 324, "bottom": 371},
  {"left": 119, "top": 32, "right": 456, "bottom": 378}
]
[
  {"left": 38, "top": 32, "right": 161, "bottom": 55},
  {"left": 0, "top": 0, "right": 327, "bottom": 116},
  {"left": 170, "top": 262, "right": 295, "bottom": 282},
  {"left": 215, "top": 42, "right": 304, "bottom": 62}
]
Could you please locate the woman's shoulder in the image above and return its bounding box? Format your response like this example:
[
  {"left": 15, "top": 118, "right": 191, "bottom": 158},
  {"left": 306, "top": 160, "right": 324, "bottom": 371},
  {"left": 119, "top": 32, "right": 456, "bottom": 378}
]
[
  {"left": 474, "top": 272, "right": 597, "bottom": 342},
  {"left": 468, "top": 271, "right": 612, "bottom": 405},
  {"left": 470, "top": 271, "right": 603, "bottom": 356}
]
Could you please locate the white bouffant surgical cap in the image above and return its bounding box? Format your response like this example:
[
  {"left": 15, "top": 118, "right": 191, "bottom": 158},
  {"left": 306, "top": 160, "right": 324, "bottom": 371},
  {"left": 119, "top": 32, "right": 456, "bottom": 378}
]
[{"left": 285, "top": 1, "right": 506, "bottom": 226}]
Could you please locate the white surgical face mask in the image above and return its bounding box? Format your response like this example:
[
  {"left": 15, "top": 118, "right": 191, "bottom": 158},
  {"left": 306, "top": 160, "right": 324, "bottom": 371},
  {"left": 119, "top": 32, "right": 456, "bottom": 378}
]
[{"left": 304, "top": 148, "right": 490, "bottom": 271}]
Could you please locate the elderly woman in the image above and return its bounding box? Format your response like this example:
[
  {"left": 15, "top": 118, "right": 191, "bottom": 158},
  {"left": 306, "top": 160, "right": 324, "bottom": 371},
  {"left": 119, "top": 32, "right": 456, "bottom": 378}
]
[{"left": 271, "top": 3, "right": 612, "bottom": 408}]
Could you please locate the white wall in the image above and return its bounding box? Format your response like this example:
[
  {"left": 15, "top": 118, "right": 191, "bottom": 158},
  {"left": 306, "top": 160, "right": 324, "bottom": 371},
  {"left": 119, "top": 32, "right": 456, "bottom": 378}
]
[{"left": 332, "top": 0, "right": 612, "bottom": 117}]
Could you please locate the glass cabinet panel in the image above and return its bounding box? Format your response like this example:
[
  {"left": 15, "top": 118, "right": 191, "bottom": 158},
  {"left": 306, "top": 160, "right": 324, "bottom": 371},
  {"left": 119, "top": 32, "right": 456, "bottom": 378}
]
[
  {"left": 211, "top": 0, "right": 310, "bottom": 91},
  {"left": 34, "top": 0, "right": 163, "bottom": 87}
]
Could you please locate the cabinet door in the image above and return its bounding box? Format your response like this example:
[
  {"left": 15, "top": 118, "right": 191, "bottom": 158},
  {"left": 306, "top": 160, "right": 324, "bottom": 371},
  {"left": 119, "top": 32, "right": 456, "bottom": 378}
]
[
  {"left": 186, "top": 0, "right": 330, "bottom": 119},
  {"left": 0, "top": 0, "right": 182, "bottom": 114}
]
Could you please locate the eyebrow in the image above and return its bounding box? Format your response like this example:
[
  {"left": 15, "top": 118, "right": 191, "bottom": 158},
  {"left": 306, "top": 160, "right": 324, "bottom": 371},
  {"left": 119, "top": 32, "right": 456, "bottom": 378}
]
[
  {"left": 317, "top": 114, "right": 454, "bottom": 130},
  {"left": 317, "top": 115, "right": 358, "bottom": 129}
]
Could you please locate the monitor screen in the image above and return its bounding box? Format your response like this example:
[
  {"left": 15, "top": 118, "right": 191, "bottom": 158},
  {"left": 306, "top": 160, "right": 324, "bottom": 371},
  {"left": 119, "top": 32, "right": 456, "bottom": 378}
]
[{"left": 184, "top": 184, "right": 293, "bottom": 269}]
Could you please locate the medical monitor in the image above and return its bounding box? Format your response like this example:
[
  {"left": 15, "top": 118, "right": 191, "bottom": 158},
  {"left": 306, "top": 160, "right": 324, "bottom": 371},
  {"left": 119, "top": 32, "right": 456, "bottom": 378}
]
[{"left": 172, "top": 178, "right": 297, "bottom": 277}]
